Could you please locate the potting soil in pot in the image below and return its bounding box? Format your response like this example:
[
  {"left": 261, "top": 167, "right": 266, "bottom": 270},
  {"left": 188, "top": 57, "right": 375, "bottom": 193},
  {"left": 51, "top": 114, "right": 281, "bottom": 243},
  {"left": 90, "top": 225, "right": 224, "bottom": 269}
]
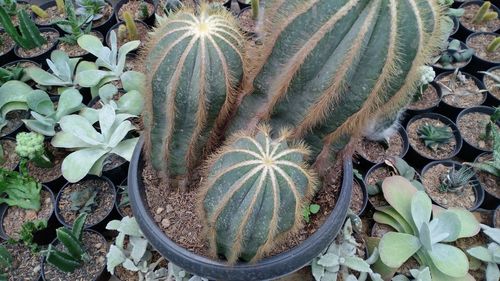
[
  {"left": 458, "top": 112, "right": 499, "bottom": 151},
  {"left": 27, "top": 145, "right": 66, "bottom": 183},
  {"left": 349, "top": 181, "right": 364, "bottom": 215},
  {"left": 356, "top": 133, "right": 404, "bottom": 163},
  {"left": 438, "top": 73, "right": 484, "bottom": 108},
  {"left": 16, "top": 31, "right": 59, "bottom": 58},
  {"left": 3, "top": 243, "right": 42, "bottom": 280},
  {"left": 0, "top": 139, "right": 19, "bottom": 171},
  {"left": 408, "top": 118, "right": 457, "bottom": 159},
  {"left": 474, "top": 154, "right": 499, "bottom": 198},
  {"left": 461, "top": 4, "right": 500, "bottom": 32},
  {"left": 408, "top": 85, "right": 440, "bottom": 110},
  {"left": 0, "top": 110, "right": 29, "bottom": 137}
]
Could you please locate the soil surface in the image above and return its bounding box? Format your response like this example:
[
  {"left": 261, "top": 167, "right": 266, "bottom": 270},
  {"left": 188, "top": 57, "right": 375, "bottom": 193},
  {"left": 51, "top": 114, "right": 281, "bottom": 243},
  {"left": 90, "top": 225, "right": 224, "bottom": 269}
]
[
  {"left": 239, "top": 8, "right": 256, "bottom": 34},
  {"left": 356, "top": 133, "right": 404, "bottom": 163},
  {"left": 43, "top": 231, "right": 107, "bottom": 281},
  {"left": 3, "top": 190, "right": 53, "bottom": 239},
  {"left": 350, "top": 180, "right": 364, "bottom": 215},
  {"left": 0, "top": 139, "right": 19, "bottom": 171},
  {"left": 0, "top": 110, "right": 29, "bottom": 137},
  {"left": 422, "top": 164, "right": 476, "bottom": 209},
  {"left": 468, "top": 33, "right": 500, "bottom": 62},
  {"left": 0, "top": 32, "right": 15, "bottom": 55},
  {"left": 366, "top": 166, "right": 391, "bottom": 208},
  {"left": 118, "top": 1, "right": 155, "bottom": 20},
  {"left": 474, "top": 153, "right": 499, "bottom": 198},
  {"left": 458, "top": 112, "right": 498, "bottom": 151},
  {"left": 58, "top": 179, "right": 115, "bottom": 227},
  {"left": 27, "top": 144, "right": 65, "bottom": 183},
  {"left": 117, "top": 190, "right": 133, "bottom": 218},
  {"left": 461, "top": 4, "right": 500, "bottom": 33},
  {"left": 484, "top": 68, "right": 500, "bottom": 100},
  {"left": 3, "top": 243, "right": 41, "bottom": 281},
  {"left": 408, "top": 84, "right": 440, "bottom": 111},
  {"left": 143, "top": 159, "right": 344, "bottom": 260},
  {"left": 407, "top": 118, "right": 457, "bottom": 160},
  {"left": 17, "top": 31, "right": 58, "bottom": 58},
  {"left": 57, "top": 32, "right": 104, "bottom": 57},
  {"left": 438, "top": 72, "right": 485, "bottom": 108},
  {"left": 33, "top": 6, "right": 65, "bottom": 25}
]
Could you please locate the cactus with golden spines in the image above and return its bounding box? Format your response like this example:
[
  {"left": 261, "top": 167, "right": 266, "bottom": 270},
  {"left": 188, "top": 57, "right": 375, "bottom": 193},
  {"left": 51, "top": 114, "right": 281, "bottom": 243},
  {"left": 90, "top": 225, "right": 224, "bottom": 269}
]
[
  {"left": 143, "top": 3, "right": 246, "bottom": 188},
  {"left": 199, "top": 126, "right": 317, "bottom": 263}
]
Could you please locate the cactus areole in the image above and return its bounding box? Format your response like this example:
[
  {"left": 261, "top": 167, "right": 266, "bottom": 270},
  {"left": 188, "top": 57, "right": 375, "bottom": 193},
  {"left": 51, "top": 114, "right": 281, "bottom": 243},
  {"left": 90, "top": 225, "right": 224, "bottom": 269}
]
[{"left": 139, "top": 0, "right": 445, "bottom": 273}]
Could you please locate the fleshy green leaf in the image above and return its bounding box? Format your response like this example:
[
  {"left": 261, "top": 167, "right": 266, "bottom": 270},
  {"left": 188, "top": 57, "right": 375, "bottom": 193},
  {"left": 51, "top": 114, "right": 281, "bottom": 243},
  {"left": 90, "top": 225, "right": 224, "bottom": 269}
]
[
  {"left": 410, "top": 191, "right": 432, "bottom": 232},
  {"left": 382, "top": 176, "right": 418, "bottom": 230},
  {"left": 429, "top": 243, "right": 469, "bottom": 278},
  {"left": 61, "top": 148, "right": 109, "bottom": 183},
  {"left": 379, "top": 232, "right": 420, "bottom": 268},
  {"left": 106, "top": 245, "right": 126, "bottom": 274},
  {"left": 467, "top": 246, "right": 493, "bottom": 263}
]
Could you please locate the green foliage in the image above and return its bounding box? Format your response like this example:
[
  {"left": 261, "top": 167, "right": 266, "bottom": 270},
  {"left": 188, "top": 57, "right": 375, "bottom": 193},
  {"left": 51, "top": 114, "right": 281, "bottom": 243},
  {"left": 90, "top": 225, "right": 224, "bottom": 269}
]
[
  {"left": 0, "top": 168, "right": 42, "bottom": 210},
  {"left": 481, "top": 71, "right": 500, "bottom": 93},
  {"left": 30, "top": 5, "right": 48, "bottom": 18},
  {"left": 0, "top": 7, "right": 47, "bottom": 49},
  {"left": 436, "top": 40, "right": 474, "bottom": 69},
  {"left": 44, "top": 213, "right": 89, "bottom": 273},
  {"left": 0, "top": 244, "right": 12, "bottom": 280},
  {"left": 76, "top": 0, "right": 106, "bottom": 21},
  {"left": 70, "top": 186, "right": 98, "bottom": 214},
  {"left": 139, "top": 1, "right": 149, "bottom": 20},
  {"left": 57, "top": 0, "right": 93, "bottom": 45},
  {"left": 9, "top": 220, "right": 48, "bottom": 252},
  {"left": 367, "top": 157, "right": 425, "bottom": 196},
  {"left": 487, "top": 37, "right": 500, "bottom": 53},
  {"left": 15, "top": 132, "right": 53, "bottom": 168},
  {"left": 0, "top": 0, "right": 17, "bottom": 16},
  {"left": 118, "top": 185, "right": 129, "bottom": 208},
  {"left": 438, "top": 165, "right": 475, "bottom": 194},
  {"left": 466, "top": 224, "right": 500, "bottom": 281},
  {"left": 375, "top": 176, "right": 480, "bottom": 280},
  {"left": 413, "top": 66, "right": 435, "bottom": 102},
  {"left": 0, "top": 81, "right": 36, "bottom": 132},
  {"left": 162, "top": 0, "right": 182, "bottom": 15},
  {"left": 122, "top": 11, "right": 138, "bottom": 41},
  {"left": 303, "top": 204, "right": 320, "bottom": 223},
  {"left": 51, "top": 104, "right": 139, "bottom": 183},
  {"left": 392, "top": 267, "right": 432, "bottom": 281},
  {"left": 0, "top": 65, "right": 28, "bottom": 86},
  {"left": 466, "top": 126, "right": 500, "bottom": 177},
  {"left": 311, "top": 218, "right": 382, "bottom": 281},
  {"left": 473, "top": 1, "right": 498, "bottom": 24},
  {"left": 417, "top": 123, "right": 453, "bottom": 151}
]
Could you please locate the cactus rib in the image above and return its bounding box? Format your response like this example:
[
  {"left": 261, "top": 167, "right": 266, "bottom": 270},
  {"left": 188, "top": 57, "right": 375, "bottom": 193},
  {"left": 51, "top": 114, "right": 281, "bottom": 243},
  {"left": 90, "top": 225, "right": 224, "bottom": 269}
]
[{"left": 45, "top": 245, "right": 81, "bottom": 273}]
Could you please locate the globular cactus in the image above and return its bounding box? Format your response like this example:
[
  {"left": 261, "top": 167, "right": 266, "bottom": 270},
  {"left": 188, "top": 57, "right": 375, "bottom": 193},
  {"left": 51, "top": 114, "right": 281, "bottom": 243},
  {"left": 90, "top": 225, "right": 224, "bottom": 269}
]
[
  {"left": 229, "top": 0, "right": 446, "bottom": 170},
  {"left": 199, "top": 126, "right": 317, "bottom": 263},
  {"left": 143, "top": 3, "right": 246, "bottom": 188}
]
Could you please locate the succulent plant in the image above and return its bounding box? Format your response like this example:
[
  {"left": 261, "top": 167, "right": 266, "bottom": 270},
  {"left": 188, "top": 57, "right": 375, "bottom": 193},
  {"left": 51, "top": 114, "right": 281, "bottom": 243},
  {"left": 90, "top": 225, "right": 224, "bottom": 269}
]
[
  {"left": 0, "top": 7, "right": 46, "bottom": 50},
  {"left": 0, "top": 168, "right": 42, "bottom": 210},
  {"left": 466, "top": 224, "right": 500, "bottom": 281},
  {"left": 70, "top": 186, "right": 98, "bottom": 214},
  {"left": 303, "top": 204, "right": 320, "bottom": 223},
  {"left": 438, "top": 165, "right": 475, "bottom": 194},
  {"left": 487, "top": 37, "right": 500, "bottom": 53},
  {"left": 30, "top": 5, "right": 48, "bottom": 19},
  {"left": 22, "top": 88, "right": 84, "bottom": 136},
  {"left": 0, "top": 0, "right": 17, "bottom": 16},
  {"left": 392, "top": 267, "right": 432, "bottom": 281},
  {"left": 466, "top": 124, "right": 500, "bottom": 177},
  {"left": 56, "top": 0, "right": 93, "bottom": 45},
  {"left": 0, "top": 244, "right": 11, "bottom": 280},
  {"left": 473, "top": 1, "right": 498, "bottom": 24},
  {"left": 51, "top": 104, "right": 139, "bottom": 182},
  {"left": 162, "top": 0, "right": 182, "bottom": 15},
  {"left": 481, "top": 71, "right": 500, "bottom": 92},
  {"left": 436, "top": 39, "right": 475, "bottom": 69},
  {"left": 167, "top": 263, "right": 208, "bottom": 281},
  {"left": 44, "top": 213, "right": 89, "bottom": 272},
  {"left": 121, "top": 11, "right": 139, "bottom": 42},
  {"left": 76, "top": 0, "right": 107, "bottom": 21},
  {"left": 55, "top": 0, "right": 65, "bottom": 13},
  {"left": 12, "top": 219, "right": 48, "bottom": 252},
  {"left": 417, "top": 123, "right": 453, "bottom": 151},
  {"left": 75, "top": 31, "right": 144, "bottom": 98},
  {"left": 138, "top": 1, "right": 149, "bottom": 20},
  {"left": 117, "top": 184, "right": 129, "bottom": 208},
  {"left": 199, "top": 126, "right": 317, "bottom": 263},
  {"left": 367, "top": 157, "right": 425, "bottom": 196},
  {"left": 374, "top": 176, "right": 480, "bottom": 280},
  {"left": 413, "top": 66, "right": 436, "bottom": 102},
  {"left": 15, "top": 132, "right": 53, "bottom": 168},
  {"left": 106, "top": 216, "right": 169, "bottom": 281},
  {"left": 311, "top": 218, "right": 382, "bottom": 281},
  {"left": 0, "top": 64, "right": 30, "bottom": 86}
]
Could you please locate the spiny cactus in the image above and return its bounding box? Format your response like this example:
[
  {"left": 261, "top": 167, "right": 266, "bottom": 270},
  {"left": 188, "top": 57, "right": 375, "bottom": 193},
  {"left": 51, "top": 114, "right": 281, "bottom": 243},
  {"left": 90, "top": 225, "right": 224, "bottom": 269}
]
[
  {"left": 31, "top": 5, "right": 48, "bottom": 18},
  {"left": 487, "top": 37, "right": 500, "bottom": 53},
  {"left": 56, "top": 0, "right": 65, "bottom": 14},
  {"left": 122, "top": 11, "right": 138, "bottom": 41},
  {"left": 229, "top": 0, "right": 446, "bottom": 171},
  {"left": 473, "top": 2, "right": 498, "bottom": 24},
  {"left": 199, "top": 126, "right": 317, "bottom": 263},
  {"left": 0, "top": 8, "right": 47, "bottom": 49},
  {"left": 144, "top": 3, "right": 246, "bottom": 188}
]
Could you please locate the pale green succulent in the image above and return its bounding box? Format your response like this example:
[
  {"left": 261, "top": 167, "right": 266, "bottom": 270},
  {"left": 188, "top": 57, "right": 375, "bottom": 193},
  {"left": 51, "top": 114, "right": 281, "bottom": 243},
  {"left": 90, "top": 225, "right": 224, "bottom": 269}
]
[
  {"left": 51, "top": 104, "right": 139, "bottom": 183},
  {"left": 311, "top": 218, "right": 382, "bottom": 281},
  {"left": 75, "top": 31, "right": 145, "bottom": 98},
  {"left": 0, "top": 81, "right": 34, "bottom": 132},
  {"left": 22, "top": 88, "right": 84, "bottom": 136},
  {"left": 15, "top": 132, "right": 53, "bottom": 168},
  {"left": 466, "top": 224, "right": 500, "bottom": 281},
  {"left": 392, "top": 267, "right": 431, "bottom": 281},
  {"left": 374, "top": 176, "right": 480, "bottom": 281}
]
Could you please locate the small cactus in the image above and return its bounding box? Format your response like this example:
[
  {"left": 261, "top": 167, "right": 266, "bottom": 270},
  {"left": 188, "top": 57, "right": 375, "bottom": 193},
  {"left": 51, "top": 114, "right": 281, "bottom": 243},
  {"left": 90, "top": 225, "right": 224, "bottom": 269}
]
[
  {"left": 138, "top": 1, "right": 149, "bottom": 20},
  {"left": 473, "top": 2, "right": 498, "bottom": 24},
  {"left": 487, "top": 37, "right": 500, "bottom": 53},
  {"left": 55, "top": 0, "right": 65, "bottom": 14},
  {"left": 117, "top": 24, "right": 127, "bottom": 42},
  {"left": 0, "top": 7, "right": 47, "bottom": 49},
  {"left": 417, "top": 123, "right": 453, "bottom": 151},
  {"left": 199, "top": 126, "right": 317, "bottom": 263},
  {"left": 250, "top": 0, "right": 259, "bottom": 20},
  {"left": 122, "top": 11, "right": 138, "bottom": 41},
  {"left": 30, "top": 5, "right": 48, "bottom": 18}
]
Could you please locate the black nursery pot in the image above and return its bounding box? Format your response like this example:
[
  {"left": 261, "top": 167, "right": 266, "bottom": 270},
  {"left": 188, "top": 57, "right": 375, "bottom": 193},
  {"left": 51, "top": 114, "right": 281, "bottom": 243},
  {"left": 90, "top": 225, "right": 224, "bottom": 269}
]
[
  {"left": 434, "top": 71, "right": 486, "bottom": 120},
  {"left": 115, "top": 0, "right": 157, "bottom": 27},
  {"left": 456, "top": 106, "right": 499, "bottom": 161},
  {"left": 31, "top": 1, "right": 60, "bottom": 30},
  {"left": 13, "top": 27, "right": 60, "bottom": 67},
  {"left": 128, "top": 137, "right": 353, "bottom": 281},
  {"left": 0, "top": 31, "right": 16, "bottom": 64},
  {"left": 0, "top": 110, "right": 29, "bottom": 139},
  {"left": 405, "top": 82, "right": 443, "bottom": 118},
  {"left": 90, "top": 0, "right": 117, "bottom": 36},
  {"left": 405, "top": 113, "right": 463, "bottom": 169},
  {"left": 353, "top": 178, "right": 368, "bottom": 217},
  {"left": 0, "top": 185, "right": 59, "bottom": 245},
  {"left": 41, "top": 229, "right": 110, "bottom": 281},
  {"left": 473, "top": 152, "right": 500, "bottom": 210},
  {"left": 482, "top": 65, "right": 500, "bottom": 107},
  {"left": 421, "top": 160, "right": 485, "bottom": 211},
  {"left": 457, "top": 1, "right": 500, "bottom": 41},
  {"left": 55, "top": 175, "right": 119, "bottom": 232},
  {"left": 432, "top": 39, "right": 472, "bottom": 75},
  {"left": 466, "top": 32, "right": 500, "bottom": 73}
]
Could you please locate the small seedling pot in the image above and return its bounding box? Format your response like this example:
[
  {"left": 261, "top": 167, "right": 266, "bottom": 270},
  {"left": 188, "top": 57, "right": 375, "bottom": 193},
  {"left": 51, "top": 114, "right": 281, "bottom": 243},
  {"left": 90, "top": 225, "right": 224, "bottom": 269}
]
[
  {"left": 432, "top": 39, "right": 472, "bottom": 75},
  {"left": 456, "top": 106, "right": 499, "bottom": 161},
  {"left": 90, "top": 0, "right": 117, "bottom": 36},
  {"left": 31, "top": 1, "right": 61, "bottom": 31},
  {"left": 471, "top": 152, "right": 500, "bottom": 209},
  {"left": 41, "top": 229, "right": 110, "bottom": 281},
  {"left": 466, "top": 32, "right": 500, "bottom": 73},
  {"left": 434, "top": 71, "right": 487, "bottom": 120},
  {"left": 114, "top": 0, "right": 157, "bottom": 27},
  {"left": 55, "top": 175, "right": 119, "bottom": 233},
  {"left": 353, "top": 178, "right": 368, "bottom": 217},
  {"left": 405, "top": 113, "right": 463, "bottom": 169},
  {"left": 105, "top": 20, "right": 149, "bottom": 51},
  {"left": 421, "top": 160, "right": 485, "bottom": 211},
  {"left": 0, "top": 110, "right": 29, "bottom": 139},
  {"left": 13, "top": 27, "right": 60, "bottom": 67},
  {"left": 0, "top": 185, "right": 59, "bottom": 245},
  {"left": 481, "top": 65, "right": 500, "bottom": 107},
  {"left": 404, "top": 82, "right": 443, "bottom": 118},
  {"left": 457, "top": 1, "right": 500, "bottom": 41}
]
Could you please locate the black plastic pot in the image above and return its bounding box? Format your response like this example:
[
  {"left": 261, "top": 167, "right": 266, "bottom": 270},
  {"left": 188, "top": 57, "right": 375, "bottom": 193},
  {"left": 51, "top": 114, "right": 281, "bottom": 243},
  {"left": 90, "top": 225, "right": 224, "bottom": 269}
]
[
  {"left": 1, "top": 59, "right": 41, "bottom": 69},
  {"left": 105, "top": 20, "right": 149, "bottom": 50},
  {"left": 355, "top": 124, "right": 410, "bottom": 170},
  {"left": 0, "top": 109, "right": 29, "bottom": 139},
  {"left": 456, "top": 106, "right": 499, "bottom": 161},
  {"left": 471, "top": 152, "right": 500, "bottom": 210},
  {"left": 55, "top": 175, "right": 119, "bottom": 232},
  {"left": 223, "top": 0, "right": 249, "bottom": 13},
  {"left": 128, "top": 137, "right": 353, "bottom": 281},
  {"left": 57, "top": 31, "right": 104, "bottom": 61},
  {"left": 90, "top": 0, "right": 117, "bottom": 36},
  {"left": 364, "top": 162, "right": 388, "bottom": 209},
  {"left": 406, "top": 113, "right": 463, "bottom": 168},
  {"left": 353, "top": 178, "right": 368, "bottom": 217},
  {"left": 457, "top": 1, "right": 500, "bottom": 41},
  {"left": 435, "top": 71, "right": 487, "bottom": 120},
  {"left": 482, "top": 65, "right": 500, "bottom": 107},
  {"left": 0, "top": 31, "right": 16, "bottom": 64},
  {"left": 450, "top": 16, "right": 459, "bottom": 37},
  {"left": 432, "top": 39, "right": 472, "bottom": 75},
  {"left": 421, "top": 160, "right": 485, "bottom": 211},
  {"left": 466, "top": 32, "right": 500, "bottom": 73},
  {"left": 41, "top": 229, "right": 110, "bottom": 281},
  {"left": 0, "top": 185, "right": 59, "bottom": 244},
  {"left": 31, "top": 1, "right": 59, "bottom": 30},
  {"left": 13, "top": 27, "right": 60, "bottom": 67},
  {"left": 115, "top": 0, "right": 157, "bottom": 27},
  {"left": 405, "top": 82, "right": 443, "bottom": 118}
]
